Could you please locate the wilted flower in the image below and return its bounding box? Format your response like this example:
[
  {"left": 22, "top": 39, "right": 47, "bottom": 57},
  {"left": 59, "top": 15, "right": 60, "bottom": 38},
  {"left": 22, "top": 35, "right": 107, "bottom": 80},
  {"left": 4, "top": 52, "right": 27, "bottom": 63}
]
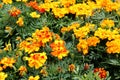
[
  {"left": 94, "top": 68, "right": 107, "bottom": 79},
  {"left": 18, "top": 66, "right": 27, "bottom": 76},
  {"left": 68, "top": 64, "right": 75, "bottom": 72}
]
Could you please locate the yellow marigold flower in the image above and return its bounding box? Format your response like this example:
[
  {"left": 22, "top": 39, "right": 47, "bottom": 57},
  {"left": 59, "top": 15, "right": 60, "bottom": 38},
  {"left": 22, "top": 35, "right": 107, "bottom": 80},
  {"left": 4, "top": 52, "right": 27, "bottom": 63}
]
[
  {"left": 68, "top": 64, "right": 75, "bottom": 72},
  {"left": 16, "top": 17, "right": 24, "bottom": 27},
  {"left": 60, "top": 0, "right": 76, "bottom": 7},
  {"left": 25, "top": 52, "right": 47, "bottom": 69},
  {"left": 94, "top": 28, "right": 111, "bottom": 40},
  {"left": 50, "top": 39, "right": 69, "bottom": 59},
  {"left": 77, "top": 39, "right": 88, "bottom": 55},
  {"left": 39, "top": 2, "right": 60, "bottom": 12},
  {"left": 28, "top": 75, "right": 40, "bottom": 80},
  {"left": 0, "top": 57, "right": 16, "bottom": 69},
  {"left": 67, "top": 22, "right": 80, "bottom": 31},
  {"left": 18, "top": 66, "right": 27, "bottom": 76},
  {"left": 87, "top": 36, "right": 100, "bottom": 46},
  {"left": 106, "top": 39, "right": 120, "bottom": 54},
  {"left": 2, "top": 0, "right": 12, "bottom": 4},
  {"left": 73, "top": 26, "right": 90, "bottom": 39},
  {"left": 30, "top": 12, "right": 40, "bottom": 18},
  {"left": 52, "top": 8, "right": 69, "bottom": 18},
  {"left": 100, "top": 19, "right": 114, "bottom": 28},
  {"left": 0, "top": 72, "right": 7, "bottom": 80}
]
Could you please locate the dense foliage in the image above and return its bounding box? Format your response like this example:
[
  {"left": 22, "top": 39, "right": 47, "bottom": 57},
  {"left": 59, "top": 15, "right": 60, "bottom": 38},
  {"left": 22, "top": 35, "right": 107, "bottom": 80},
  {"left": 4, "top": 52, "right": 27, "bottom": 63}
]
[{"left": 0, "top": 0, "right": 120, "bottom": 80}]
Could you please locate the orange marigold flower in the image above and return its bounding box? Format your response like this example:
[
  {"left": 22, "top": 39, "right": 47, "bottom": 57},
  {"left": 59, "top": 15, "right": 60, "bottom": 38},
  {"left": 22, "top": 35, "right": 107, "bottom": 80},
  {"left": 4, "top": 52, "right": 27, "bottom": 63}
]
[
  {"left": 28, "top": 1, "right": 46, "bottom": 13},
  {"left": 0, "top": 57, "right": 16, "bottom": 69},
  {"left": 8, "top": 7, "right": 21, "bottom": 17},
  {"left": 50, "top": 39, "right": 69, "bottom": 59},
  {"left": 106, "top": 39, "right": 120, "bottom": 54},
  {"left": 32, "top": 27, "right": 52, "bottom": 45},
  {"left": 25, "top": 52, "right": 47, "bottom": 69},
  {"left": 87, "top": 36, "right": 100, "bottom": 46},
  {"left": 100, "top": 19, "right": 114, "bottom": 28},
  {"left": 77, "top": 39, "right": 88, "bottom": 55},
  {"left": 19, "top": 37, "right": 42, "bottom": 54},
  {"left": 16, "top": 17, "right": 24, "bottom": 27},
  {"left": 68, "top": 64, "right": 75, "bottom": 72},
  {"left": 94, "top": 68, "right": 107, "bottom": 79},
  {"left": 18, "top": 66, "right": 27, "bottom": 76}
]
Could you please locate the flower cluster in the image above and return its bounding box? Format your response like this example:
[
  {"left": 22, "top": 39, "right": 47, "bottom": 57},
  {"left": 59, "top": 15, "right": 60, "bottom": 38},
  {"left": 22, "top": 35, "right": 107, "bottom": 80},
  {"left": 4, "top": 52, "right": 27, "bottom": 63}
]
[
  {"left": 19, "top": 27, "right": 52, "bottom": 53},
  {"left": 1, "top": 0, "right": 120, "bottom": 79}
]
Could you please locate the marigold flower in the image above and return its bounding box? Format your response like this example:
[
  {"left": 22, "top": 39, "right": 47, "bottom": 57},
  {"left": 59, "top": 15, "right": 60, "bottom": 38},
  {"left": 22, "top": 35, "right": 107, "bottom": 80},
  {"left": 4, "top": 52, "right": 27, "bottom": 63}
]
[
  {"left": 28, "top": 75, "right": 40, "bottom": 80},
  {"left": 74, "top": 26, "right": 90, "bottom": 39},
  {"left": 28, "top": 1, "right": 46, "bottom": 13},
  {"left": 18, "top": 66, "right": 27, "bottom": 76},
  {"left": 30, "top": 12, "right": 40, "bottom": 18},
  {"left": 87, "top": 36, "right": 100, "bottom": 46},
  {"left": 100, "top": 19, "right": 114, "bottom": 28},
  {"left": 0, "top": 57, "right": 16, "bottom": 69},
  {"left": 2, "top": 0, "right": 12, "bottom": 4},
  {"left": 68, "top": 64, "right": 75, "bottom": 72},
  {"left": 19, "top": 37, "right": 41, "bottom": 53},
  {"left": 0, "top": 72, "right": 8, "bottom": 80},
  {"left": 52, "top": 8, "right": 69, "bottom": 18},
  {"left": 50, "top": 39, "right": 69, "bottom": 59},
  {"left": 106, "top": 39, "right": 120, "bottom": 54},
  {"left": 25, "top": 52, "right": 47, "bottom": 69},
  {"left": 8, "top": 7, "right": 21, "bottom": 17},
  {"left": 16, "top": 17, "right": 24, "bottom": 27},
  {"left": 32, "top": 27, "right": 52, "bottom": 45},
  {"left": 77, "top": 39, "right": 88, "bottom": 55},
  {"left": 94, "top": 68, "right": 107, "bottom": 79}
]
